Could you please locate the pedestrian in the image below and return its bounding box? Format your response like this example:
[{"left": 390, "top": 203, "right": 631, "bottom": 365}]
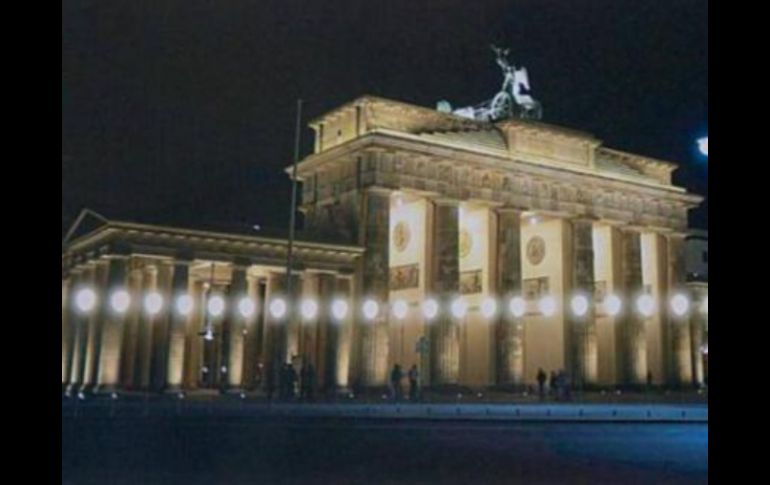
[
  {"left": 254, "top": 362, "right": 264, "bottom": 391},
  {"left": 301, "top": 362, "right": 316, "bottom": 402},
  {"left": 561, "top": 371, "right": 572, "bottom": 401},
  {"left": 286, "top": 363, "right": 298, "bottom": 401},
  {"left": 390, "top": 364, "right": 403, "bottom": 401},
  {"left": 266, "top": 362, "right": 277, "bottom": 402},
  {"left": 537, "top": 368, "right": 547, "bottom": 401},
  {"left": 408, "top": 364, "right": 419, "bottom": 401},
  {"left": 549, "top": 371, "right": 557, "bottom": 399}
]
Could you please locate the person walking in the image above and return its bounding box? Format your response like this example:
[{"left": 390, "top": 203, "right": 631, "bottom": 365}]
[
  {"left": 537, "top": 368, "right": 547, "bottom": 401},
  {"left": 549, "top": 371, "right": 558, "bottom": 400},
  {"left": 301, "top": 362, "right": 316, "bottom": 402},
  {"left": 408, "top": 365, "right": 419, "bottom": 402},
  {"left": 390, "top": 364, "right": 403, "bottom": 401},
  {"left": 286, "top": 363, "right": 298, "bottom": 401}
]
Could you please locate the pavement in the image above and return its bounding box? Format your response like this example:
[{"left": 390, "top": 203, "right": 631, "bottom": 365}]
[
  {"left": 62, "top": 397, "right": 707, "bottom": 423},
  {"left": 62, "top": 412, "right": 708, "bottom": 484}
]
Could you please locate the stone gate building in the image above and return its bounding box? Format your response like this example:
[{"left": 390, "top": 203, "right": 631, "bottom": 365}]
[{"left": 62, "top": 95, "right": 707, "bottom": 396}]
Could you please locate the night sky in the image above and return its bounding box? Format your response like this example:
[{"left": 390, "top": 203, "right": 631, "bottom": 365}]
[{"left": 62, "top": 0, "right": 708, "bottom": 238}]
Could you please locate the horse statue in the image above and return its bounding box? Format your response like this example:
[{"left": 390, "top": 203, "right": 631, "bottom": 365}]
[{"left": 438, "top": 45, "right": 542, "bottom": 122}]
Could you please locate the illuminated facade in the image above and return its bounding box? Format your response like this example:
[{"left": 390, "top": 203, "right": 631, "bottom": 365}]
[{"left": 62, "top": 95, "right": 706, "bottom": 395}]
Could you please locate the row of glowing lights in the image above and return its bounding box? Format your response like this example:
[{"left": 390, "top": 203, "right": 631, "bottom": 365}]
[{"left": 71, "top": 288, "right": 707, "bottom": 321}]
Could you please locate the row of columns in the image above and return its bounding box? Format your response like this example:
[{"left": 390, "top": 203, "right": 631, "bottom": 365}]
[
  {"left": 62, "top": 258, "right": 355, "bottom": 395},
  {"left": 354, "top": 188, "right": 704, "bottom": 390}
]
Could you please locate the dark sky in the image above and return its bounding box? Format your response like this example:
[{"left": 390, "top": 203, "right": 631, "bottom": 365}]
[{"left": 62, "top": 0, "right": 708, "bottom": 237}]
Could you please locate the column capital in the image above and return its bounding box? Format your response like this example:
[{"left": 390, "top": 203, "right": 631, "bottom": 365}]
[
  {"left": 430, "top": 196, "right": 461, "bottom": 207},
  {"left": 364, "top": 186, "right": 393, "bottom": 197},
  {"left": 496, "top": 206, "right": 526, "bottom": 214}
]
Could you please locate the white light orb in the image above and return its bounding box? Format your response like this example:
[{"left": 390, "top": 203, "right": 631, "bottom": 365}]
[
  {"left": 269, "top": 298, "right": 287, "bottom": 319},
  {"left": 331, "top": 299, "right": 349, "bottom": 321},
  {"left": 422, "top": 299, "right": 439, "bottom": 320},
  {"left": 509, "top": 296, "right": 526, "bottom": 318},
  {"left": 207, "top": 295, "right": 225, "bottom": 317},
  {"left": 636, "top": 294, "right": 655, "bottom": 317},
  {"left": 238, "top": 297, "right": 256, "bottom": 318},
  {"left": 144, "top": 292, "right": 164, "bottom": 316},
  {"left": 538, "top": 296, "right": 556, "bottom": 317},
  {"left": 450, "top": 298, "right": 468, "bottom": 319},
  {"left": 75, "top": 288, "right": 97, "bottom": 313},
  {"left": 670, "top": 293, "right": 690, "bottom": 317},
  {"left": 570, "top": 295, "right": 589, "bottom": 317},
  {"left": 176, "top": 294, "right": 193, "bottom": 316},
  {"left": 300, "top": 299, "right": 318, "bottom": 320},
  {"left": 605, "top": 294, "right": 622, "bottom": 316},
  {"left": 480, "top": 297, "right": 497, "bottom": 319},
  {"left": 362, "top": 299, "right": 380, "bottom": 320},
  {"left": 110, "top": 289, "right": 130, "bottom": 314},
  {"left": 697, "top": 136, "right": 708, "bottom": 156},
  {"left": 392, "top": 299, "right": 409, "bottom": 320}
]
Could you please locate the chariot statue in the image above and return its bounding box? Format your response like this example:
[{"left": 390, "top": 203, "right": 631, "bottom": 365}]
[{"left": 438, "top": 45, "right": 542, "bottom": 122}]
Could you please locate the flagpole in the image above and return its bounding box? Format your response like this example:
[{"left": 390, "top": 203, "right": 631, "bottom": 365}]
[{"left": 284, "top": 99, "right": 303, "bottom": 363}]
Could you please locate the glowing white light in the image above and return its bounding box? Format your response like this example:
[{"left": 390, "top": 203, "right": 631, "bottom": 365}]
[
  {"left": 269, "top": 298, "right": 287, "bottom": 319},
  {"left": 571, "top": 295, "right": 589, "bottom": 317},
  {"left": 362, "top": 299, "right": 380, "bottom": 320},
  {"left": 392, "top": 299, "right": 409, "bottom": 320},
  {"left": 110, "top": 289, "right": 130, "bottom": 314},
  {"left": 422, "top": 299, "right": 439, "bottom": 320},
  {"left": 605, "top": 294, "right": 622, "bottom": 316},
  {"left": 480, "top": 297, "right": 498, "bottom": 319},
  {"left": 636, "top": 294, "right": 655, "bottom": 317},
  {"left": 538, "top": 296, "right": 556, "bottom": 317},
  {"left": 300, "top": 299, "right": 318, "bottom": 320},
  {"left": 75, "top": 288, "right": 97, "bottom": 313},
  {"left": 509, "top": 296, "right": 526, "bottom": 318},
  {"left": 176, "top": 294, "right": 193, "bottom": 316},
  {"left": 238, "top": 297, "right": 256, "bottom": 318},
  {"left": 697, "top": 137, "right": 708, "bottom": 156},
  {"left": 670, "top": 293, "right": 690, "bottom": 317},
  {"left": 331, "top": 299, "right": 349, "bottom": 321},
  {"left": 207, "top": 295, "right": 225, "bottom": 317},
  {"left": 144, "top": 292, "right": 164, "bottom": 316},
  {"left": 450, "top": 298, "right": 468, "bottom": 319}
]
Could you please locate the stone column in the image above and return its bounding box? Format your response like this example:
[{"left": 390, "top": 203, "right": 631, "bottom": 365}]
[
  {"left": 667, "top": 233, "right": 692, "bottom": 386},
  {"left": 81, "top": 261, "right": 110, "bottom": 393},
  {"left": 120, "top": 263, "right": 144, "bottom": 389},
  {"left": 299, "top": 273, "right": 321, "bottom": 369},
  {"left": 165, "top": 260, "right": 191, "bottom": 393},
  {"left": 149, "top": 263, "right": 174, "bottom": 391},
  {"left": 62, "top": 272, "right": 78, "bottom": 389},
  {"left": 67, "top": 265, "right": 95, "bottom": 395},
  {"left": 496, "top": 209, "right": 524, "bottom": 387},
  {"left": 262, "top": 272, "right": 285, "bottom": 392},
  {"left": 621, "top": 229, "right": 646, "bottom": 386},
  {"left": 569, "top": 219, "right": 598, "bottom": 387},
  {"left": 430, "top": 200, "right": 460, "bottom": 386},
  {"left": 182, "top": 279, "right": 206, "bottom": 390},
  {"left": 334, "top": 276, "right": 354, "bottom": 391},
  {"left": 135, "top": 264, "right": 158, "bottom": 390},
  {"left": 226, "top": 265, "right": 249, "bottom": 391},
  {"left": 359, "top": 189, "right": 390, "bottom": 387},
  {"left": 315, "top": 273, "right": 336, "bottom": 391},
  {"left": 240, "top": 273, "right": 261, "bottom": 391},
  {"left": 95, "top": 257, "right": 129, "bottom": 393},
  {"left": 690, "top": 297, "right": 706, "bottom": 387}
]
